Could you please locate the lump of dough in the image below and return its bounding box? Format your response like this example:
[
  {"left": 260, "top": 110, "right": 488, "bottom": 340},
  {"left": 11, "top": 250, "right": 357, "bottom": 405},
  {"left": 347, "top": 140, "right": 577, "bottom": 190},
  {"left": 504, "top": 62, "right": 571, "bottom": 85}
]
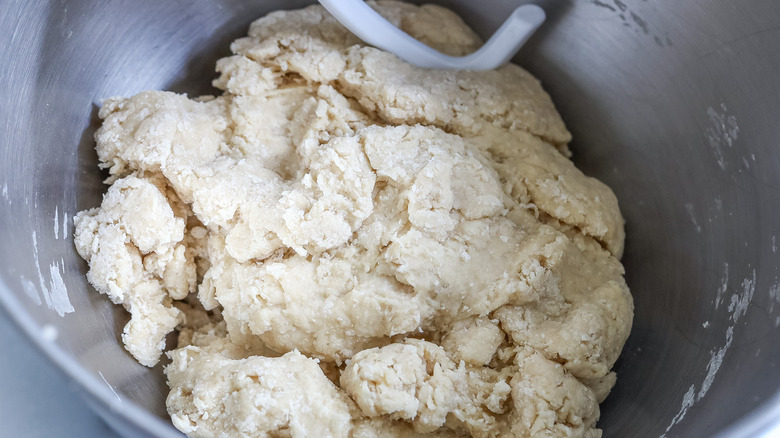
[
  {"left": 441, "top": 316, "right": 504, "bottom": 366},
  {"left": 341, "top": 339, "right": 462, "bottom": 433},
  {"left": 342, "top": 339, "right": 601, "bottom": 438},
  {"left": 509, "top": 349, "right": 601, "bottom": 438},
  {"left": 497, "top": 280, "right": 632, "bottom": 381},
  {"left": 480, "top": 127, "right": 624, "bottom": 257},
  {"left": 74, "top": 175, "right": 194, "bottom": 366},
  {"left": 205, "top": 234, "right": 427, "bottom": 362},
  {"left": 219, "top": 1, "right": 570, "bottom": 144},
  {"left": 351, "top": 417, "right": 461, "bottom": 438},
  {"left": 95, "top": 91, "right": 230, "bottom": 184},
  {"left": 496, "top": 232, "right": 633, "bottom": 380},
  {"left": 75, "top": 1, "right": 635, "bottom": 437},
  {"left": 166, "top": 324, "right": 353, "bottom": 438}
]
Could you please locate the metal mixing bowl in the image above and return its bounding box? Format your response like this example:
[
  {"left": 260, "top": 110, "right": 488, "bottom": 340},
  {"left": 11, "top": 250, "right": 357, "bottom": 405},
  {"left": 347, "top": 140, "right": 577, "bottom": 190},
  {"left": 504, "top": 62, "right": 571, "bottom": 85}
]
[{"left": 1, "top": 1, "right": 779, "bottom": 437}]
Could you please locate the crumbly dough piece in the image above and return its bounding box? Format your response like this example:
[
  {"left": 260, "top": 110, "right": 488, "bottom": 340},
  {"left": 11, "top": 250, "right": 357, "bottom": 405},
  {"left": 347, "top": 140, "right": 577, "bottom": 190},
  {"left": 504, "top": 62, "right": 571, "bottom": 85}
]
[
  {"left": 74, "top": 175, "right": 195, "bottom": 366},
  {"left": 74, "top": 1, "right": 634, "bottom": 437},
  {"left": 166, "top": 323, "right": 353, "bottom": 437}
]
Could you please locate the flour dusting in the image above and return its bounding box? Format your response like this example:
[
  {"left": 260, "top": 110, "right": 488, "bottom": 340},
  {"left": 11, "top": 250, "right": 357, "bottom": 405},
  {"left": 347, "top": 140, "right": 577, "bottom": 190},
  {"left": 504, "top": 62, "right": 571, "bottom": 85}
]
[
  {"left": 663, "top": 267, "right": 755, "bottom": 435},
  {"left": 714, "top": 262, "right": 729, "bottom": 308},
  {"left": 31, "top": 231, "right": 74, "bottom": 316},
  {"left": 684, "top": 203, "right": 701, "bottom": 233},
  {"left": 661, "top": 384, "right": 696, "bottom": 437},
  {"left": 54, "top": 206, "right": 59, "bottom": 239},
  {"left": 698, "top": 326, "right": 733, "bottom": 401},
  {"left": 769, "top": 280, "right": 780, "bottom": 315},
  {"left": 728, "top": 269, "right": 755, "bottom": 322},
  {"left": 770, "top": 281, "right": 780, "bottom": 308},
  {"left": 698, "top": 270, "right": 754, "bottom": 401},
  {"left": 587, "top": 0, "right": 671, "bottom": 46},
  {"left": 48, "top": 261, "right": 74, "bottom": 317},
  {"left": 706, "top": 104, "right": 739, "bottom": 170},
  {"left": 32, "top": 232, "right": 51, "bottom": 308},
  {"left": 62, "top": 211, "right": 69, "bottom": 239}
]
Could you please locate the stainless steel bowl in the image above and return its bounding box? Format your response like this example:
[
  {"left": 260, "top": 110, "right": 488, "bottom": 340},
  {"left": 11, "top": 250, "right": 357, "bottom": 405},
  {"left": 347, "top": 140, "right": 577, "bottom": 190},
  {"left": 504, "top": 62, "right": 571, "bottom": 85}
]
[{"left": 1, "top": 1, "right": 779, "bottom": 437}]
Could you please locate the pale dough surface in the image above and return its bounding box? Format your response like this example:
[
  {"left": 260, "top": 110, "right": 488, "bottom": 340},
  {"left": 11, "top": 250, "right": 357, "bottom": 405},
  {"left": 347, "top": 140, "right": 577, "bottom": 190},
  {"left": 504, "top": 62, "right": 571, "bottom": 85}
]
[{"left": 74, "top": 2, "right": 633, "bottom": 437}]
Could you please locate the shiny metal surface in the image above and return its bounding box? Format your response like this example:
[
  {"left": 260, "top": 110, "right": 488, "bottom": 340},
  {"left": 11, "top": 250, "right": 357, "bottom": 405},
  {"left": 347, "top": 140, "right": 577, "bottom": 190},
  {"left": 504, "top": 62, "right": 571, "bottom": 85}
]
[{"left": 1, "top": 1, "right": 779, "bottom": 437}]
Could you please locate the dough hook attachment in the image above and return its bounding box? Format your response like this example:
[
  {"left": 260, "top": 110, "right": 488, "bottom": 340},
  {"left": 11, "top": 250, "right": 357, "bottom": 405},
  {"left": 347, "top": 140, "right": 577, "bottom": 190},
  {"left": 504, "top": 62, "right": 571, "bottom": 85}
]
[{"left": 317, "top": 0, "right": 545, "bottom": 70}]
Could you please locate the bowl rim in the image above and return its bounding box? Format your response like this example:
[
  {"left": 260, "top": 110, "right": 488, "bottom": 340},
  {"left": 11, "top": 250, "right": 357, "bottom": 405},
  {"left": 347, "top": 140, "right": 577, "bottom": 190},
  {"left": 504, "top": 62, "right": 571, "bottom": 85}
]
[{"left": 716, "top": 390, "right": 780, "bottom": 438}]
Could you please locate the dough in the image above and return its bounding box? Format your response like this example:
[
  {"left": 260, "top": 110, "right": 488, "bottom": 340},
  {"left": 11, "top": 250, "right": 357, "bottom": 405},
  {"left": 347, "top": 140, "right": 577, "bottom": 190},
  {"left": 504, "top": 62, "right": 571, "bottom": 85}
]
[{"left": 74, "top": 1, "right": 633, "bottom": 436}]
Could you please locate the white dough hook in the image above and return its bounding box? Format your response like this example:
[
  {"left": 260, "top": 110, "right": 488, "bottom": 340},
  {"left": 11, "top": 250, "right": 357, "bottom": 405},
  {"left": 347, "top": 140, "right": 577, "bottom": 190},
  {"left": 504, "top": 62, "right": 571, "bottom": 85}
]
[{"left": 317, "top": 0, "right": 545, "bottom": 70}]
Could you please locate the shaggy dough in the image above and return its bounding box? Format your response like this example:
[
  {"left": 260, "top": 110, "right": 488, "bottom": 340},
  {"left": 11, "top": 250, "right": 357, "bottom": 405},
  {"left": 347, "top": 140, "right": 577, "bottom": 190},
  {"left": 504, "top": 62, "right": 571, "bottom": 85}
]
[{"left": 74, "top": 2, "right": 633, "bottom": 437}]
